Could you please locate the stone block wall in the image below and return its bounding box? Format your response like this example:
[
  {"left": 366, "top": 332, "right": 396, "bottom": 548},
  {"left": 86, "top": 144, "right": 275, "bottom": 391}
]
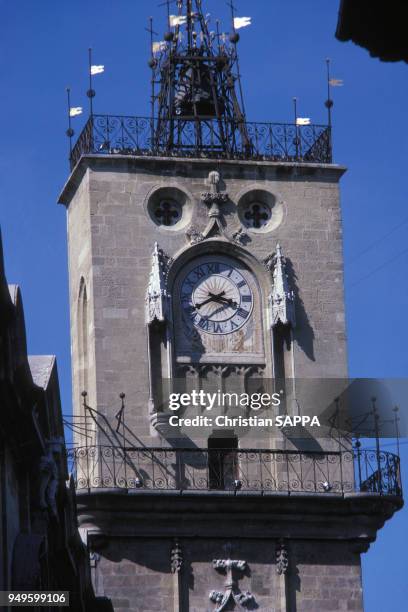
[
  {"left": 61, "top": 156, "right": 347, "bottom": 447},
  {"left": 92, "top": 536, "right": 362, "bottom": 612}
]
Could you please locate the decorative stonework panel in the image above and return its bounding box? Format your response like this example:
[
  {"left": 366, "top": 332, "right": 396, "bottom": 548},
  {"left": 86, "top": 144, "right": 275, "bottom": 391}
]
[{"left": 209, "top": 558, "right": 255, "bottom": 611}]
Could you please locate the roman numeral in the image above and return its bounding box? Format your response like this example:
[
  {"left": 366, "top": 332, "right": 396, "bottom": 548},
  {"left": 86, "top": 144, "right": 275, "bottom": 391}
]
[
  {"left": 237, "top": 308, "right": 249, "bottom": 319},
  {"left": 237, "top": 280, "right": 246, "bottom": 289},
  {"left": 212, "top": 322, "right": 223, "bottom": 333},
  {"left": 241, "top": 295, "right": 252, "bottom": 303},
  {"left": 184, "top": 305, "right": 196, "bottom": 317},
  {"left": 194, "top": 266, "right": 206, "bottom": 279},
  {"left": 207, "top": 262, "right": 220, "bottom": 274},
  {"left": 198, "top": 318, "right": 210, "bottom": 331},
  {"left": 230, "top": 321, "right": 238, "bottom": 331}
]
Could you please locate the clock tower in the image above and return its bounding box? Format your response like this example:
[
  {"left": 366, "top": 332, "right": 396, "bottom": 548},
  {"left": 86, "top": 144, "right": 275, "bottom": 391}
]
[{"left": 59, "top": 2, "right": 402, "bottom": 610}]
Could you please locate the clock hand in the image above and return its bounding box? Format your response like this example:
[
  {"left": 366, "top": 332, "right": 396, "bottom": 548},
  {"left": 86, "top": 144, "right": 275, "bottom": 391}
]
[
  {"left": 215, "top": 295, "right": 238, "bottom": 308},
  {"left": 196, "top": 291, "right": 226, "bottom": 309},
  {"left": 195, "top": 296, "right": 215, "bottom": 309},
  {"left": 208, "top": 291, "right": 226, "bottom": 299}
]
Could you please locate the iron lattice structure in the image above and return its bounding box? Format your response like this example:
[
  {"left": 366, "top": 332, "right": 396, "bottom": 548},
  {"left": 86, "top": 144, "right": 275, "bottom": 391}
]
[
  {"left": 150, "top": 0, "right": 251, "bottom": 157},
  {"left": 67, "top": 0, "right": 333, "bottom": 167}
]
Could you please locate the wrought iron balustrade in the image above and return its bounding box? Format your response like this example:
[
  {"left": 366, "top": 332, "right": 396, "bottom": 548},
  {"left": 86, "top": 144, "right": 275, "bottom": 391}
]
[
  {"left": 66, "top": 446, "right": 402, "bottom": 498},
  {"left": 69, "top": 115, "right": 332, "bottom": 169}
]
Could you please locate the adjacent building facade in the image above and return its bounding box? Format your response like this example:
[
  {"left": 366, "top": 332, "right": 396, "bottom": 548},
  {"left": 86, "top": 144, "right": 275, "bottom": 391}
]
[{"left": 0, "top": 231, "right": 112, "bottom": 611}]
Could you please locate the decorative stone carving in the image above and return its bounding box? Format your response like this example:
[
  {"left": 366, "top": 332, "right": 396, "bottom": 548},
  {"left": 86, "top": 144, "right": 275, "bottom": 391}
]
[
  {"left": 262, "top": 253, "right": 275, "bottom": 272},
  {"left": 176, "top": 363, "right": 265, "bottom": 380},
  {"left": 201, "top": 364, "right": 229, "bottom": 378},
  {"left": 170, "top": 538, "right": 183, "bottom": 574},
  {"left": 232, "top": 227, "right": 250, "bottom": 245},
  {"left": 186, "top": 225, "right": 205, "bottom": 244},
  {"left": 39, "top": 437, "right": 64, "bottom": 517},
  {"left": 177, "top": 364, "right": 199, "bottom": 377},
  {"left": 233, "top": 365, "right": 264, "bottom": 378},
  {"left": 200, "top": 171, "right": 230, "bottom": 240},
  {"left": 145, "top": 242, "right": 171, "bottom": 324},
  {"left": 209, "top": 557, "right": 255, "bottom": 611},
  {"left": 270, "top": 243, "right": 296, "bottom": 327},
  {"left": 201, "top": 170, "right": 229, "bottom": 219},
  {"left": 276, "top": 539, "right": 289, "bottom": 575}
]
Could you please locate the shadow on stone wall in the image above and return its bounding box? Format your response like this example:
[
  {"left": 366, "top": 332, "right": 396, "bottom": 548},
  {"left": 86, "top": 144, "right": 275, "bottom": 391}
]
[{"left": 286, "top": 257, "right": 315, "bottom": 362}]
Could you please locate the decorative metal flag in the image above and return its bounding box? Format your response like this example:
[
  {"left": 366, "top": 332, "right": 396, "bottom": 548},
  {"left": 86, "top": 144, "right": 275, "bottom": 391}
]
[
  {"left": 90, "top": 65, "right": 104, "bottom": 75},
  {"left": 169, "top": 15, "right": 187, "bottom": 27},
  {"left": 329, "top": 78, "right": 343, "bottom": 86},
  {"left": 152, "top": 41, "right": 167, "bottom": 54},
  {"left": 233, "top": 16, "right": 252, "bottom": 29},
  {"left": 69, "top": 107, "right": 83, "bottom": 117},
  {"left": 296, "top": 117, "right": 311, "bottom": 126}
]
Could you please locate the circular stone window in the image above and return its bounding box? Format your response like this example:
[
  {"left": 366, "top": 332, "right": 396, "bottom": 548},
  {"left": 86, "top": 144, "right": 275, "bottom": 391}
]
[
  {"left": 146, "top": 186, "right": 192, "bottom": 230},
  {"left": 237, "top": 189, "right": 284, "bottom": 233}
]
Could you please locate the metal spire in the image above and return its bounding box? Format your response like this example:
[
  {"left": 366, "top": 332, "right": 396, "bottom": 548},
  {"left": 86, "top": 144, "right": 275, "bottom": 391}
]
[{"left": 149, "top": 0, "right": 251, "bottom": 157}]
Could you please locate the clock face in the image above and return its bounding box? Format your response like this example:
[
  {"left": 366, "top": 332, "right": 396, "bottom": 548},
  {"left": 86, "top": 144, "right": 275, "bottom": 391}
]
[{"left": 180, "top": 261, "right": 253, "bottom": 335}]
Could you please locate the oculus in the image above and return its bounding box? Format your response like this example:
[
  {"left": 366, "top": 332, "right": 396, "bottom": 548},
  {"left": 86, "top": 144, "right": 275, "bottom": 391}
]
[
  {"left": 238, "top": 189, "right": 284, "bottom": 233},
  {"left": 146, "top": 185, "right": 192, "bottom": 230}
]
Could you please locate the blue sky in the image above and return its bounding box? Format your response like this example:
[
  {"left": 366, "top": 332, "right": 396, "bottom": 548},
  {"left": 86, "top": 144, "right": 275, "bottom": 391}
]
[{"left": 0, "top": 1, "right": 407, "bottom": 609}]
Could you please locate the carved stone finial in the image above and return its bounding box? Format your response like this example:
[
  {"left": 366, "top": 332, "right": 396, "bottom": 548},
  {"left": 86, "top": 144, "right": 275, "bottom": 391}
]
[
  {"left": 276, "top": 538, "right": 289, "bottom": 575},
  {"left": 209, "top": 170, "right": 220, "bottom": 186},
  {"left": 145, "top": 242, "right": 170, "bottom": 324},
  {"left": 170, "top": 538, "right": 183, "bottom": 574},
  {"left": 201, "top": 170, "right": 229, "bottom": 218},
  {"left": 270, "top": 243, "right": 296, "bottom": 327}
]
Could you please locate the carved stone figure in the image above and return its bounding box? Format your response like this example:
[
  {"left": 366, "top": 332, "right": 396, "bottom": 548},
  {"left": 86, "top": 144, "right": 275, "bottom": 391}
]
[{"left": 38, "top": 437, "right": 64, "bottom": 517}]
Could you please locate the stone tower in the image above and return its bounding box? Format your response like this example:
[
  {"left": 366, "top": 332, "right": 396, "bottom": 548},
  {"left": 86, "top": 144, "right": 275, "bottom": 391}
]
[{"left": 59, "top": 2, "right": 402, "bottom": 610}]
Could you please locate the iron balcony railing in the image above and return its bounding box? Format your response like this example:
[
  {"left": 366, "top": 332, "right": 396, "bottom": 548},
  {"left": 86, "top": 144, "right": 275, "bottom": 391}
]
[
  {"left": 69, "top": 115, "right": 332, "bottom": 169},
  {"left": 67, "top": 446, "right": 402, "bottom": 497}
]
